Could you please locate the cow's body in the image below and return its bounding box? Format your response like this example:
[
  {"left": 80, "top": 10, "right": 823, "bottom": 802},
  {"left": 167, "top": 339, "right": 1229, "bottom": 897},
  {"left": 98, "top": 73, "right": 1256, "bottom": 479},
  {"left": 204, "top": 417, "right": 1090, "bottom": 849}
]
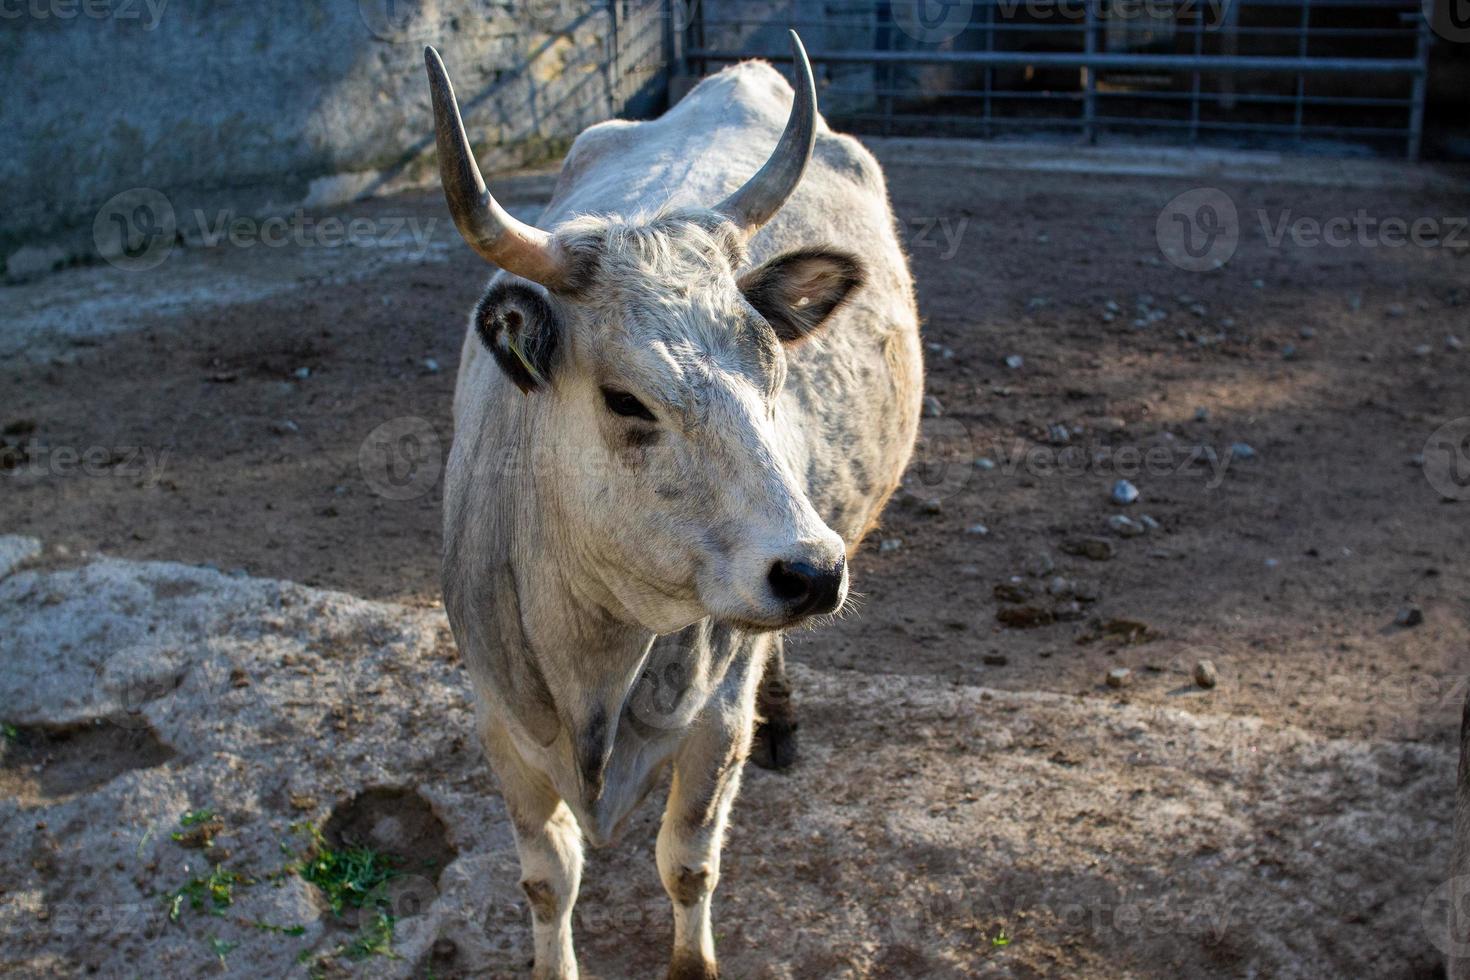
[{"left": 436, "top": 47, "right": 921, "bottom": 979}]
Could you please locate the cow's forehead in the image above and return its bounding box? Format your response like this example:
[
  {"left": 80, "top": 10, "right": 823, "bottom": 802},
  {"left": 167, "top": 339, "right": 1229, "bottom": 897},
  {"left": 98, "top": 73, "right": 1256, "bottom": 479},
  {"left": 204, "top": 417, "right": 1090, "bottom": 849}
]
[
  {"left": 596, "top": 301, "right": 782, "bottom": 419},
  {"left": 563, "top": 210, "right": 783, "bottom": 402}
]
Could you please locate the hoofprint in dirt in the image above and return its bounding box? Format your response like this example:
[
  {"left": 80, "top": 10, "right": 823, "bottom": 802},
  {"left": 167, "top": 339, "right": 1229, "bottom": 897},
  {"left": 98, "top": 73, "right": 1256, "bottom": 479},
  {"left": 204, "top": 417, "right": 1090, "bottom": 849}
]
[{"left": 0, "top": 553, "right": 1455, "bottom": 978}]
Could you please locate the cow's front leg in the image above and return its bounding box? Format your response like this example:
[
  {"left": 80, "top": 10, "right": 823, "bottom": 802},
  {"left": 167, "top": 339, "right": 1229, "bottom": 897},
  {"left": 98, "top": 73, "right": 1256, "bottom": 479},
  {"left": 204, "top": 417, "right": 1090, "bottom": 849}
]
[
  {"left": 482, "top": 720, "right": 583, "bottom": 980},
  {"left": 657, "top": 652, "right": 764, "bottom": 980}
]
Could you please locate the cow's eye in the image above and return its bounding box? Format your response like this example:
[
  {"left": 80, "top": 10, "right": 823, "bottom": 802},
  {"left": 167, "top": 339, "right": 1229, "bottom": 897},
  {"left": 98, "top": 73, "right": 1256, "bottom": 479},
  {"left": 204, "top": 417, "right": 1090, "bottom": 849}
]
[{"left": 601, "top": 387, "right": 656, "bottom": 422}]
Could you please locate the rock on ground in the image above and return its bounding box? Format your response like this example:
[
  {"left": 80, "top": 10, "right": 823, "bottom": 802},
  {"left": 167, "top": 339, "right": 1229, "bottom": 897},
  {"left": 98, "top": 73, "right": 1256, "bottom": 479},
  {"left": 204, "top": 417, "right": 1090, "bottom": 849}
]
[
  {"left": 0, "top": 557, "right": 1454, "bottom": 978},
  {"left": 0, "top": 535, "right": 41, "bottom": 578}
]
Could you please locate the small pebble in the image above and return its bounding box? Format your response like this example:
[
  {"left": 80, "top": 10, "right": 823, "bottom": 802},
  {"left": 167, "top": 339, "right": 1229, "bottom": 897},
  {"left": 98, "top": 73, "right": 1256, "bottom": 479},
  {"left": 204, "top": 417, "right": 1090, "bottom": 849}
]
[
  {"left": 1281, "top": 344, "right": 1297, "bottom": 360},
  {"left": 920, "top": 498, "right": 942, "bottom": 516},
  {"left": 1264, "top": 558, "right": 1280, "bottom": 569},
  {"left": 1194, "top": 407, "right": 1210, "bottom": 422},
  {"left": 1229, "top": 443, "right": 1256, "bottom": 461},
  {"left": 424, "top": 358, "right": 440, "bottom": 373},
  {"left": 966, "top": 523, "right": 990, "bottom": 536},
  {"left": 269, "top": 419, "right": 300, "bottom": 436},
  {"left": 1251, "top": 279, "right": 1265, "bottom": 290},
  {"left": 1106, "top": 668, "right": 1131, "bottom": 689},
  {"left": 294, "top": 367, "right": 311, "bottom": 379},
  {"left": 1413, "top": 344, "right": 1432, "bottom": 358},
  {"left": 1026, "top": 552, "right": 1056, "bottom": 577},
  {"left": 974, "top": 457, "right": 996, "bottom": 471},
  {"left": 1299, "top": 327, "right": 1316, "bottom": 339},
  {"left": 1062, "top": 537, "right": 1114, "bottom": 562},
  {"left": 879, "top": 539, "right": 903, "bottom": 553},
  {"left": 1047, "top": 423, "right": 1070, "bottom": 445},
  {"left": 1139, "top": 515, "right": 1160, "bottom": 531},
  {"left": 1448, "top": 335, "right": 1464, "bottom": 352},
  {"left": 1193, "top": 660, "right": 1218, "bottom": 689},
  {"left": 1396, "top": 604, "right": 1424, "bottom": 628},
  {"left": 1111, "top": 479, "right": 1139, "bottom": 505},
  {"left": 922, "top": 395, "right": 944, "bottom": 418},
  {"left": 1108, "top": 514, "right": 1145, "bottom": 537},
  {"left": 1004, "top": 355, "right": 1025, "bottom": 370}
]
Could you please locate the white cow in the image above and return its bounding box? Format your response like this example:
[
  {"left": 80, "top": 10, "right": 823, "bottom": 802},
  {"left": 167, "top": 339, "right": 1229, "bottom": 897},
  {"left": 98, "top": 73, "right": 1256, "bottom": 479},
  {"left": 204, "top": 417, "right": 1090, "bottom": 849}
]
[{"left": 430, "top": 33, "right": 922, "bottom": 979}]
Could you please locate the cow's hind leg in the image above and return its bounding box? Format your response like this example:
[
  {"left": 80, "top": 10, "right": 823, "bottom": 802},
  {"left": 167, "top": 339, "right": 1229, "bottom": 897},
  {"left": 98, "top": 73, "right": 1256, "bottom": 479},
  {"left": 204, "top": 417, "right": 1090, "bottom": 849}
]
[
  {"left": 658, "top": 648, "right": 766, "bottom": 979},
  {"left": 749, "top": 636, "right": 797, "bottom": 771},
  {"left": 481, "top": 720, "right": 583, "bottom": 980}
]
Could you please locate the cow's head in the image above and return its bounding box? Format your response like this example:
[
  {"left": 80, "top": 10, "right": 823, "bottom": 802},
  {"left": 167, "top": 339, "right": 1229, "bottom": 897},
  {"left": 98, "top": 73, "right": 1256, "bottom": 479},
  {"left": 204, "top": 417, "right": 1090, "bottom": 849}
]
[{"left": 428, "top": 36, "right": 859, "bottom": 634}]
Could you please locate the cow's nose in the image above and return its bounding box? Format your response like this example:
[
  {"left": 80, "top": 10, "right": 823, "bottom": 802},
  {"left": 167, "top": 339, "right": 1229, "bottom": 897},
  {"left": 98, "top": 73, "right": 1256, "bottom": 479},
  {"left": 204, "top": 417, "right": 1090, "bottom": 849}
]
[{"left": 767, "top": 556, "right": 846, "bottom": 618}]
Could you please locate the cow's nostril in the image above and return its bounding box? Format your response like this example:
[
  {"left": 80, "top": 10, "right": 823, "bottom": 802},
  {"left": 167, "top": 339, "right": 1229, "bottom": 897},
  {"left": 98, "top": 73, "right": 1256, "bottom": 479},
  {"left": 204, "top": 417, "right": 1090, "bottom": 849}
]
[
  {"left": 767, "top": 560, "right": 813, "bottom": 605},
  {"left": 767, "top": 557, "right": 845, "bottom": 618}
]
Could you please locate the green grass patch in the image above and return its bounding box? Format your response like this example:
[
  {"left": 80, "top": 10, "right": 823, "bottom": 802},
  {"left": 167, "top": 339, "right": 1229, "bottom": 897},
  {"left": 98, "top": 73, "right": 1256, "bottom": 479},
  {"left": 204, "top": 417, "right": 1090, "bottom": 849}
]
[
  {"left": 289, "top": 822, "right": 404, "bottom": 964},
  {"left": 165, "top": 865, "right": 252, "bottom": 923},
  {"left": 293, "top": 823, "right": 400, "bottom": 916}
]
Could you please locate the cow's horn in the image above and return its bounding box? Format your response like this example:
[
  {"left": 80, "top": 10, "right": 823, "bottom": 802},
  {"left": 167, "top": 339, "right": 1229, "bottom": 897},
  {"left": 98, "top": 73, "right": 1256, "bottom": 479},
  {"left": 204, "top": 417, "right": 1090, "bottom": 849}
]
[
  {"left": 425, "top": 46, "right": 568, "bottom": 288},
  {"left": 716, "top": 30, "right": 818, "bottom": 237}
]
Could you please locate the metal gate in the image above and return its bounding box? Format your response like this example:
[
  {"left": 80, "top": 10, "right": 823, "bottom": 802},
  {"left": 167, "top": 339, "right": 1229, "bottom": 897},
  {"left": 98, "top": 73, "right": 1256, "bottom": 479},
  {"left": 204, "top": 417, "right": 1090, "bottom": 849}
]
[{"left": 674, "top": 0, "right": 1432, "bottom": 158}]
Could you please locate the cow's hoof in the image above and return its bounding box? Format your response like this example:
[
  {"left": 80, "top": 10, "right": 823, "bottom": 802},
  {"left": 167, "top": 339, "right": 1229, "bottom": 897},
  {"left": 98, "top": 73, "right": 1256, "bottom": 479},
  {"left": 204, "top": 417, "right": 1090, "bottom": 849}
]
[
  {"left": 750, "top": 718, "right": 798, "bottom": 771},
  {"left": 668, "top": 949, "right": 719, "bottom": 980}
]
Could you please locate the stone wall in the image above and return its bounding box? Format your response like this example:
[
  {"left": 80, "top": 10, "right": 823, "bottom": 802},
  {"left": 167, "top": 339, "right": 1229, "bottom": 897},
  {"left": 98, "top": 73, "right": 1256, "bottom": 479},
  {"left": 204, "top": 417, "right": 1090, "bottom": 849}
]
[{"left": 1, "top": 0, "right": 671, "bottom": 278}]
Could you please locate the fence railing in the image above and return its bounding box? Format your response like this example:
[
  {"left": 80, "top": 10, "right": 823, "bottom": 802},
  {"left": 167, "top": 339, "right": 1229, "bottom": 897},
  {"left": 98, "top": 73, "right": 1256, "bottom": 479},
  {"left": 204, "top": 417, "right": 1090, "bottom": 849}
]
[{"left": 677, "top": 0, "right": 1432, "bottom": 158}]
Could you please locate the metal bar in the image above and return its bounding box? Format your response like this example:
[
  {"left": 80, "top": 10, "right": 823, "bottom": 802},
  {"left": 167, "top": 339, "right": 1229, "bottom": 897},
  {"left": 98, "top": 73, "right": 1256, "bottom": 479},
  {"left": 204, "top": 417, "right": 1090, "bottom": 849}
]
[
  {"left": 1407, "top": 12, "right": 1428, "bottom": 158},
  {"left": 699, "top": 14, "right": 1422, "bottom": 37},
  {"left": 823, "top": 85, "right": 1417, "bottom": 106},
  {"left": 1083, "top": 0, "right": 1097, "bottom": 144},
  {"left": 828, "top": 112, "right": 1411, "bottom": 137},
  {"left": 792, "top": 0, "right": 1414, "bottom": 7},
  {"left": 1190, "top": 0, "right": 1203, "bottom": 142},
  {"left": 1294, "top": 0, "right": 1310, "bottom": 142},
  {"left": 983, "top": 0, "right": 995, "bottom": 139},
  {"left": 689, "top": 48, "right": 1427, "bottom": 74}
]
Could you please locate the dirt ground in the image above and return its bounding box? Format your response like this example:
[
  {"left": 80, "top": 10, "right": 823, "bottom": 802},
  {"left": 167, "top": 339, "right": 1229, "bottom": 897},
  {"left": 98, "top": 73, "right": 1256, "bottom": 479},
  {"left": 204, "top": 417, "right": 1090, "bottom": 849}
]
[{"left": 3, "top": 140, "right": 1470, "bottom": 976}]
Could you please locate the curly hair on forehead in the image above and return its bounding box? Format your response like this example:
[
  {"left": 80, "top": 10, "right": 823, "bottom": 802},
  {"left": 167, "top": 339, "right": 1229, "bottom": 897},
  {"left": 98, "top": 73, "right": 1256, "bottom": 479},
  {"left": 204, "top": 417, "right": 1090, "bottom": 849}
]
[{"left": 553, "top": 207, "right": 749, "bottom": 295}]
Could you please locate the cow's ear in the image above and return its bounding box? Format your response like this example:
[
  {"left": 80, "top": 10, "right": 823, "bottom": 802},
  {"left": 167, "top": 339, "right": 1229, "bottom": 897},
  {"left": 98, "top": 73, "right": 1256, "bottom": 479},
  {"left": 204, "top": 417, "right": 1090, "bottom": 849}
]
[
  {"left": 473, "top": 281, "right": 561, "bottom": 393},
  {"left": 738, "top": 248, "right": 865, "bottom": 344}
]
